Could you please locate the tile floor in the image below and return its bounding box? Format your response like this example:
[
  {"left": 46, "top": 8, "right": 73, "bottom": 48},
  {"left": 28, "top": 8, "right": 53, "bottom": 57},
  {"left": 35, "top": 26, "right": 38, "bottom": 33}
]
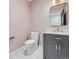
[{"left": 9, "top": 46, "right": 43, "bottom": 59}]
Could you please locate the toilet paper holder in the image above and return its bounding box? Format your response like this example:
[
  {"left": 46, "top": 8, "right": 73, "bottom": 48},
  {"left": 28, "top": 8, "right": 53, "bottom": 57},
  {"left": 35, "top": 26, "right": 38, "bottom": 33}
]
[{"left": 9, "top": 36, "right": 15, "bottom": 40}]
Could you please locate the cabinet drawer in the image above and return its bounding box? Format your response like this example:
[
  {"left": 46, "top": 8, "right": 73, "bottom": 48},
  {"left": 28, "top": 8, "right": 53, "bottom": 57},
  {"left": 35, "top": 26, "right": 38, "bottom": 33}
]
[
  {"left": 44, "top": 34, "right": 68, "bottom": 40},
  {"left": 43, "top": 34, "right": 57, "bottom": 41},
  {"left": 43, "top": 34, "right": 69, "bottom": 44}
]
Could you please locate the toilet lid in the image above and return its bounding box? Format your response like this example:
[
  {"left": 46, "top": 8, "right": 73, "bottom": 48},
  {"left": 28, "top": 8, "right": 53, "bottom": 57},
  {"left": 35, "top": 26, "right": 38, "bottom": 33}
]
[{"left": 25, "top": 40, "right": 36, "bottom": 44}]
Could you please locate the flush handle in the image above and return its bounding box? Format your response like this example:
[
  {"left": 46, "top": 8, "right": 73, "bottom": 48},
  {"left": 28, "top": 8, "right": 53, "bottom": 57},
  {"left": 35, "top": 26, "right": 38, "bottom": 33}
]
[{"left": 9, "top": 37, "right": 15, "bottom": 40}]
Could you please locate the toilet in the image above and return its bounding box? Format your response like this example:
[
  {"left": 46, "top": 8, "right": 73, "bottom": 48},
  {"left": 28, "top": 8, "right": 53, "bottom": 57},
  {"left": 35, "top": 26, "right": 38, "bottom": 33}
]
[{"left": 24, "top": 32, "right": 39, "bottom": 56}]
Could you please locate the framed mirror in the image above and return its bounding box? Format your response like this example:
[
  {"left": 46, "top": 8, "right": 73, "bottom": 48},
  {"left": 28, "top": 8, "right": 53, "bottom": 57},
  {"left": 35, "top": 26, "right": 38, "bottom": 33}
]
[{"left": 50, "top": 3, "right": 68, "bottom": 26}]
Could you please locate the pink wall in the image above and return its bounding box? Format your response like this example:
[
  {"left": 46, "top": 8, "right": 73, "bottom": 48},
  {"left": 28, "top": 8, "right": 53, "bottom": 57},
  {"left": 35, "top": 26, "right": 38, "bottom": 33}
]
[
  {"left": 9, "top": 0, "right": 30, "bottom": 52},
  {"left": 30, "top": 0, "right": 51, "bottom": 32},
  {"left": 30, "top": 0, "right": 69, "bottom": 45},
  {"left": 29, "top": 0, "right": 52, "bottom": 45},
  {"left": 9, "top": 0, "right": 69, "bottom": 52}
]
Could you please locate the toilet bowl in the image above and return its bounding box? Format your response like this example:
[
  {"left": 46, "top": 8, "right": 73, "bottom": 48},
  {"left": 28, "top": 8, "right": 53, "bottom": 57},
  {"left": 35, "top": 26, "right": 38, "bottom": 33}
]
[{"left": 24, "top": 32, "right": 39, "bottom": 56}]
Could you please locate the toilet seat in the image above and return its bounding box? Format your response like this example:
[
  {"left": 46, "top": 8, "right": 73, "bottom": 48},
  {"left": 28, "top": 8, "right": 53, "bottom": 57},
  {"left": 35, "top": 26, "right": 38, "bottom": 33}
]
[{"left": 25, "top": 40, "right": 36, "bottom": 45}]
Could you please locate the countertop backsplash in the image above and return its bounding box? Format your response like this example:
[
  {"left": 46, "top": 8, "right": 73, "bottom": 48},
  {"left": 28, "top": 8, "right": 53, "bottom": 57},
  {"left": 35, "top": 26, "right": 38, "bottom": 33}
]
[{"left": 46, "top": 26, "right": 69, "bottom": 32}]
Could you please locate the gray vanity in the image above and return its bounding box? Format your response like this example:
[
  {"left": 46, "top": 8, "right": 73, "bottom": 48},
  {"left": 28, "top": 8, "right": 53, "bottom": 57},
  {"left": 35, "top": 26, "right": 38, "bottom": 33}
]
[
  {"left": 43, "top": 2, "right": 69, "bottom": 59},
  {"left": 43, "top": 32, "right": 69, "bottom": 59}
]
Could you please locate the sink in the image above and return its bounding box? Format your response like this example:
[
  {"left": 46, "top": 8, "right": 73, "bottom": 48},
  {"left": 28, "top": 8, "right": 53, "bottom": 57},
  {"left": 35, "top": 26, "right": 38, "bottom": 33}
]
[{"left": 43, "top": 27, "right": 69, "bottom": 35}]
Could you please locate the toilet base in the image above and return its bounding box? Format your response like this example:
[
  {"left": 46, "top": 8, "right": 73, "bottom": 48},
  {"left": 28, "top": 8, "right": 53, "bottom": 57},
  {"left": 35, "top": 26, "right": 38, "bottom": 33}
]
[{"left": 23, "top": 42, "right": 38, "bottom": 56}]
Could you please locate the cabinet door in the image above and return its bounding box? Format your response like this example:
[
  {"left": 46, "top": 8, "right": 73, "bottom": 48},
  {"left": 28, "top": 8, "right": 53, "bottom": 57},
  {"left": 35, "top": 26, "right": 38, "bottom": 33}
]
[
  {"left": 59, "top": 35, "right": 69, "bottom": 59},
  {"left": 45, "top": 43, "right": 58, "bottom": 59},
  {"left": 43, "top": 34, "right": 69, "bottom": 59},
  {"left": 43, "top": 34, "right": 58, "bottom": 59}
]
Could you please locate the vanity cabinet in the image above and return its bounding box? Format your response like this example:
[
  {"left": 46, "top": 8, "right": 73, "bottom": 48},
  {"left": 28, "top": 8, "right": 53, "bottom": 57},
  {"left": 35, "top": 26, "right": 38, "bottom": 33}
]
[{"left": 43, "top": 34, "right": 69, "bottom": 59}]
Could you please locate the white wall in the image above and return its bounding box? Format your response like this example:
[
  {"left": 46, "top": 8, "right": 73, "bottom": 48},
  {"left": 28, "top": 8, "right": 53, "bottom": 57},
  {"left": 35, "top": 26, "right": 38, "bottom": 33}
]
[{"left": 9, "top": 0, "right": 30, "bottom": 52}]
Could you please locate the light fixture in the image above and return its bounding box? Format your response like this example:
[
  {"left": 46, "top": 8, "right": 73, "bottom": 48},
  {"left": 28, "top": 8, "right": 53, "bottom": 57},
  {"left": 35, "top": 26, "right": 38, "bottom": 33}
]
[
  {"left": 27, "top": 0, "right": 32, "bottom": 2},
  {"left": 52, "top": 0, "right": 56, "bottom": 6},
  {"left": 52, "top": 0, "right": 56, "bottom": 4}
]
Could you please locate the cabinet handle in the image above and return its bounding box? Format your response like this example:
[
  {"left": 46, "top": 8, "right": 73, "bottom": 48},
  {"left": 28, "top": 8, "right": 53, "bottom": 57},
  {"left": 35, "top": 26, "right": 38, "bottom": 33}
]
[
  {"left": 59, "top": 45, "right": 61, "bottom": 51},
  {"left": 56, "top": 44, "right": 57, "bottom": 50},
  {"left": 56, "top": 38, "right": 61, "bottom": 40}
]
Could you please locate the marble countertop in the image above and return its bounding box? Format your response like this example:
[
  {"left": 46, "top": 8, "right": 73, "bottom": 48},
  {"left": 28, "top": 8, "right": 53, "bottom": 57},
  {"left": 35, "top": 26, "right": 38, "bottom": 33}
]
[{"left": 43, "top": 31, "right": 69, "bottom": 35}]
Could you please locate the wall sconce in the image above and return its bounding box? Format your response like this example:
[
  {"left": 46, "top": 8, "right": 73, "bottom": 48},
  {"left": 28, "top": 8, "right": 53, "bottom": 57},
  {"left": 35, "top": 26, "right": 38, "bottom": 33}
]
[
  {"left": 52, "top": 0, "right": 56, "bottom": 5},
  {"left": 52, "top": 0, "right": 68, "bottom": 6}
]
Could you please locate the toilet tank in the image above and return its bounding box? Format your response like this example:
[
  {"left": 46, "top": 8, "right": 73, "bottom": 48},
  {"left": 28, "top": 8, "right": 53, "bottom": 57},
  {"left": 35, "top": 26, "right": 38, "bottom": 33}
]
[{"left": 31, "top": 32, "right": 39, "bottom": 40}]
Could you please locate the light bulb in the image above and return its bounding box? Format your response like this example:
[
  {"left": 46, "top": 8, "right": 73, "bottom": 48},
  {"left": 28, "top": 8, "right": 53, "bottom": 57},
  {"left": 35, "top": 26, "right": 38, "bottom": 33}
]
[
  {"left": 52, "top": 0, "right": 56, "bottom": 5},
  {"left": 52, "top": 0, "right": 56, "bottom": 3}
]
